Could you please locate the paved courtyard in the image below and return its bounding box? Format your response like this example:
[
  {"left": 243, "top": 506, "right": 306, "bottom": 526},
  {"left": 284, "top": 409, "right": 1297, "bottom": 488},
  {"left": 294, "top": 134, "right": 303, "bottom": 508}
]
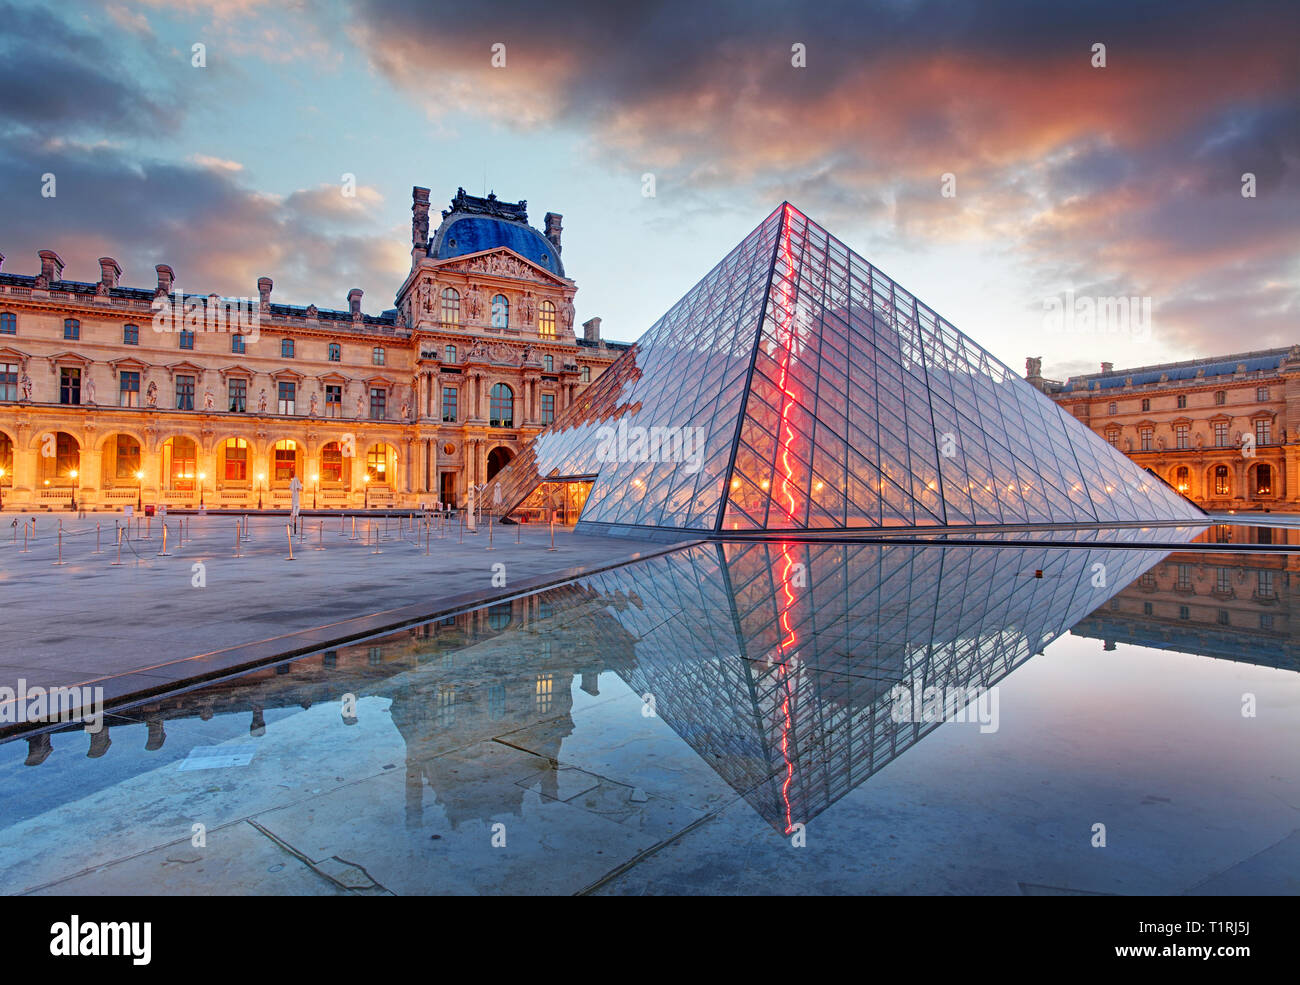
[{"left": 0, "top": 511, "right": 664, "bottom": 701}]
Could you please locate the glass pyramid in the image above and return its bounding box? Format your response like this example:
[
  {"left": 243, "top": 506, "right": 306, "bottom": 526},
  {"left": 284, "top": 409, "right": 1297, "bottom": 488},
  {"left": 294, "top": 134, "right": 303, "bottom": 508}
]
[{"left": 488, "top": 204, "right": 1206, "bottom": 534}]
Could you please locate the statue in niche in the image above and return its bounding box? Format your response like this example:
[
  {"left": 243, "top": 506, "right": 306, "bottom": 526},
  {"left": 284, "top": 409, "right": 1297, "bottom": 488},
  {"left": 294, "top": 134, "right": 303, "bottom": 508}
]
[
  {"left": 19, "top": 373, "right": 32, "bottom": 401},
  {"left": 519, "top": 292, "right": 536, "bottom": 324},
  {"left": 465, "top": 285, "right": 485, "bottom": 321},
  {"left": 203, "top": 389, "right": 215, "bottom": 411},
  {"left": 355, "top": 392, "right": 366, "bottom": 418},
  {"left": 309, "top": 392, "right": 319, "bottom": 417},
  {"left": 560, "top": 299, "right": 575, "bottom": 330},
  {"left": 257, "top": 389, "right": 268, "bottom": 413},
  {"left": 401, "top": 399, "right": 410, "bottom": 420},
  {"left": 145, "top": 381, "right": 158, "bottom": 407},
  {"left": 85, "top": 376, "right": 97, "bottom": 405}
]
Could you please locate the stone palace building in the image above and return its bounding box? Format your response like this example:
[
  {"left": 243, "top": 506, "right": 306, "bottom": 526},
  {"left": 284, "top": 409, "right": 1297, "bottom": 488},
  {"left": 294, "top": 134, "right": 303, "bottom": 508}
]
[
  {"left": 1031, "top": 348, "right": 1300, "bottom": 511},
  {"left": 0, "top": 186, "right": 628, "bottom": 512}
]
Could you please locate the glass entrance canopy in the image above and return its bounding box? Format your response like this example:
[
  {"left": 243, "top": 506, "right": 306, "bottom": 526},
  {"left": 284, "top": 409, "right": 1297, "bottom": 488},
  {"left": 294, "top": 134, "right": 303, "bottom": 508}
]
[{"left": 488, "top": 204, "right": 1205, "bottom": 536}]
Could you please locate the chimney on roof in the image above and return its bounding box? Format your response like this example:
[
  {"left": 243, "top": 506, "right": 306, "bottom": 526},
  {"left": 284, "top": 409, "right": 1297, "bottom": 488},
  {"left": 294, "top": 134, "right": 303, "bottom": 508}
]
[
  {"left": 348, "top": 288, "right": 363, "bottom": 321},
  {"left": 583, "top": 316, "right": 601, "bottom": 343},
  {"left": 37, "top": 250, "right": 64, "bottom": 287},
  {"left": 1101, "top": 361, "right": 1114, "bottom": 373},
  {"left": 155, "top": 264, "right": 174, "bottom": 297},
  {"left": 98, "top": 257, "right": 121, "bottom": 290},
  {"left": 412, "top": 186, "right": 431, "bottom": 249},
  {"left": 544, "top": 212, "right": 563, "bottom": 255},
  {"left": 258, "top": 276, "right": 273, "bottom": 311}
]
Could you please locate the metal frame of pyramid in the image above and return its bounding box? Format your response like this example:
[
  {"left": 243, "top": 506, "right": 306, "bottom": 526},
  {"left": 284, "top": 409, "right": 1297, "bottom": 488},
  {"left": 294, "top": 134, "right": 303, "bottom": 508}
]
[{"left": 486, "top": 203, "right": 1206, "bottom": 537}]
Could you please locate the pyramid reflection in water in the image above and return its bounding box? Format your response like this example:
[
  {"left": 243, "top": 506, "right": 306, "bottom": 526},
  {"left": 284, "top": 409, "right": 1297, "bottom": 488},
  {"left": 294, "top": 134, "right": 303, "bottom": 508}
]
[
  {"left": 582, "top": 539, "right": 1174, "bottom": 833},
  {"left": 489, "top": 204, "right": 1204, "bottom": 534}
]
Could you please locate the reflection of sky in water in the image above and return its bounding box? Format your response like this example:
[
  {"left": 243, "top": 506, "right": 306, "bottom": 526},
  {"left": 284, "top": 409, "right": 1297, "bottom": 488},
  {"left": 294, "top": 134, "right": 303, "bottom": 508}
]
[{"left": 1, "top": 539, "right": 1297, "bottom": 895}]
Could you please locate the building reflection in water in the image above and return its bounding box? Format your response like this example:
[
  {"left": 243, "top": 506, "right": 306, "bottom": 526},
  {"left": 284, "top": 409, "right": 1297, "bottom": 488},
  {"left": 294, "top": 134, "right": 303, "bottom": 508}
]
[{"left": 27, "top": 538, "right": 1267, "bottom": 834}]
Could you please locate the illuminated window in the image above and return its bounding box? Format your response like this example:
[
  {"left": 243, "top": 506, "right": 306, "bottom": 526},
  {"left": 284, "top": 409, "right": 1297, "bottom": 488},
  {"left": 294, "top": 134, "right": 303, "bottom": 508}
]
[
  {"left": 538, "top": 301, "right": 556, "bottom": 338},
  {"left": 1214, "top": 465, "right": 1230, "bottom": 496},
  {"left": 222, "top": 438, "right": 248, "bottom": 481},
  {"left": 1174, "top": 466, "right": 1189, "bottom": 492},
  {"left": 274, "top": 439, "right": 297, "bottom": 480},
  {"left": 320, "top": 442, "right": 343, "bottom": 482},
  {"left": 441, "top": 288, "right": 460, "bottom": 325},
  {"left": 1255, "top": 464, "right": 1272, "bottom": 496},
  {"left": 113, "top": 435, "right": 141, "bottom": 479},
  {"left": 366, "top": 446, "right": 390, "bottom": 484},
  {"left": 165, "top": 437, "right": 197, "bottom": 490}
]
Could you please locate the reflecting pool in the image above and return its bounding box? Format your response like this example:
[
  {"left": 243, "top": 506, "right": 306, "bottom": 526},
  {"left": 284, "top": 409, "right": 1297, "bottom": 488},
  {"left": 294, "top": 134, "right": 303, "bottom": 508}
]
[{"left": 2, "top": 539, "right": 1298, "bottom": 895}]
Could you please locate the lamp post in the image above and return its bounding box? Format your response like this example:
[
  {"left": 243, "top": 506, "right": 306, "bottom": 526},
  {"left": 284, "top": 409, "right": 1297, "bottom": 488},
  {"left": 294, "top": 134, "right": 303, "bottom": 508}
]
[
  {"left": 0, "top": 466, "right": 6, "bottom": 511},
  {"left": 257, "top": 472, "right": 265, "bottom": 511},
  {"left": 68, "top": 469, "right": 78, "bottom": 512},
  {"left": 311, "top": 472, "right": 319, "bottom": 510},
  {"left": 198, "top": 472, "right": 206, "bottom": 511},
  {"left": 363, "top": 473, "right": 370, "bottom": 510},
  {"left": 135, "top": 470, "right": 144, "bottom": 511}
]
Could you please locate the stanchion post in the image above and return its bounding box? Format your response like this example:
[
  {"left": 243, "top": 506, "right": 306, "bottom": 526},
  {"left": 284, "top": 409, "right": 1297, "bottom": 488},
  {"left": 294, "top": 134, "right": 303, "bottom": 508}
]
[
  {"left": 548, "top": 514, "right": 556, "bottom": 551},
  {"left": 111, "top": 524, "right": 124, "bottom": 565},
  {"left": 53, "top": 520, "right": 65, "bottom": 565},
  {"left": 285, "top": 522, "right": 295, "bottom": 561}
]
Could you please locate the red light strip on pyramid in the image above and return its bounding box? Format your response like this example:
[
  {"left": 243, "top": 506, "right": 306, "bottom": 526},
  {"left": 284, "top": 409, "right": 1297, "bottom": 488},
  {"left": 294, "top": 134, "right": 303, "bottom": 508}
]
[{"left": 771, "top": 205, "right": 804, "bottom": 835}]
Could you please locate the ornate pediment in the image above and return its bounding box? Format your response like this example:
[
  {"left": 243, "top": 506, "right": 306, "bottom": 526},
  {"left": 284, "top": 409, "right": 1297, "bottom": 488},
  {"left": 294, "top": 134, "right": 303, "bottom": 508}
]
[{"left": 435, "top": 248, "right": 567, "bottom": 285}]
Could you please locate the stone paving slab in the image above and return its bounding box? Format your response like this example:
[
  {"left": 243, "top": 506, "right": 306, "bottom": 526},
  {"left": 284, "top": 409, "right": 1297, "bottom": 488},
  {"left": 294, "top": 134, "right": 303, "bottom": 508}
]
[{"left": 0, "top": 512, "right": 673, "bottom": 714}]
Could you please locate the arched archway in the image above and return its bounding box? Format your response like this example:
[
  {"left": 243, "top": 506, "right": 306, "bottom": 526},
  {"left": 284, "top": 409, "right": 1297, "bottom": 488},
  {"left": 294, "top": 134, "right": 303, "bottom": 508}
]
[
  {"left": 486, "top": 445, "right": 515, "bottom": 481},
  {"left": 0, "top": 429, "right": 13, "bottom": 489},
  {"left": 37, "top": 431, "right": 80, "bottom": 485}
]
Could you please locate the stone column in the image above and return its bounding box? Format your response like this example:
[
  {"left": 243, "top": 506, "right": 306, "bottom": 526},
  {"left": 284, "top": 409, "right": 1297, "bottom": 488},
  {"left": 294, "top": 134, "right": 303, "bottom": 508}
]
[{"left": 430, "top": 439, "right": 438, "bottom": 502}]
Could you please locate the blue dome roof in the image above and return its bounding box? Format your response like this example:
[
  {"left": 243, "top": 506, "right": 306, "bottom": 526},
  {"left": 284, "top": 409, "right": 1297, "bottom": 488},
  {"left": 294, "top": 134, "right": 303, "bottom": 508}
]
[{"left": 431, "top": 215, "right": 564, "bottom": 277}]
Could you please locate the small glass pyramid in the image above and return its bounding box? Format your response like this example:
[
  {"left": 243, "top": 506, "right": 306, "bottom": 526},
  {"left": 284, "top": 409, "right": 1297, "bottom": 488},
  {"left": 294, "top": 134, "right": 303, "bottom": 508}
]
[{"left": 489, "top": 204, "right": 1205, "bottom": 534}]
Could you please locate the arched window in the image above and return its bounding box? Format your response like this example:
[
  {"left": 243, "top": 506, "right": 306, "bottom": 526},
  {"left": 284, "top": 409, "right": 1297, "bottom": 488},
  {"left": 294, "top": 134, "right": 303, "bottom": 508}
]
[
  {"left": 273, "top": 439, "right": 298, "bottom": 481},
  {"left": 544, "top": 354, "right": 553, "bottom": 372},
  {"left": 1255, "top": 464, "right": 1272, "bottom": 496},
  {"left": 366, "top": 444, "right": 393, "bottom": 484},
  {"left": 1213, "top": 465, "right": 1230, "bottom": 497},
  {"left": 490, "top": 383, "right": 514, "bottom": 428},
  {"left": 0, "top": 431, "right": 13, "bottom": 482},
  {"left": 220, "top": 438, "right": 248, "bottom": 481},
  {"left": 441, "top": 288, "right": 460, "bottom": 326},
  {"left": 328, "top": 343, "right": 341, "bottom": 362},
  {"left": 1174, "top": 466, "right": 1190, "bottom": 493},
  {"left": 538, "top": 301, "right": 556, "bottom": 338},
  {"left": 163, "top": 436, "right": 197, "bottom": 490},
  {"left": 444, "top": 344, "right": 456, "bottom": 363},
  {"left": 491, "top": 294, "right": 509, "bottom": 330},
  {"left": 320, "top": 441, "right": 344, "bottom": 483}
]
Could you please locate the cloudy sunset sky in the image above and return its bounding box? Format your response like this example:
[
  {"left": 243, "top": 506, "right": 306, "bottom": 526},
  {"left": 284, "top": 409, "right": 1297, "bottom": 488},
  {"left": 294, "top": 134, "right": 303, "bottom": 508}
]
[{"left": 1, "top": 0, "right": 1296, "bottom": 380}]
